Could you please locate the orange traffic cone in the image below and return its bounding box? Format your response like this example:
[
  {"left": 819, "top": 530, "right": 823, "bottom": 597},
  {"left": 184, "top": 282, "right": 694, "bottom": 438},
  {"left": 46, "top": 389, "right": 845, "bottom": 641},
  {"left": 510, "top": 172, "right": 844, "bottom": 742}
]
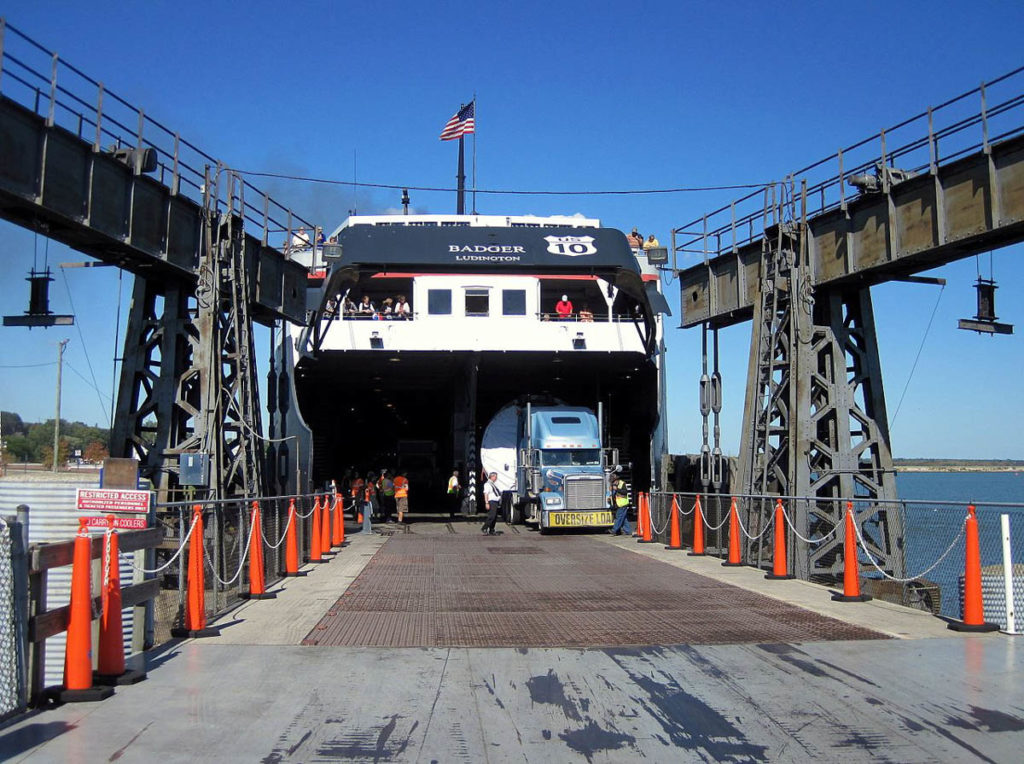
[
  {"left": 332, "top": 495, "right": 345, "bottom": 547},
  {"left": 241, "top": 501, "right": 276, "bottom": 600},
  {"left": 95, "top": 516, "right": 146, "bottom": 686},
  {"left": 949, "top": 505, "right": 999, "bottom": 631},
  {"left": 664, "top": 495, "right": 683, "bottom": 550},
  {"left": 283, "top": 498, "right": 305, "bottom": 577},
  {"left": 309, "top": 496, "right": 325, "bottom": 563},
  {"left": 765, "top": 499, "right": 795, "bottom": 580},
  {"left": 56, "top": 518, "right": 114, "bottom": 702},
  {"left": 832, "top": 503, "right": 871, "bottom": 602},
  {"left": 722, "top": 498, "right": 743, "bottom": 567},
  {"left": 320, "top": 494, "right": 333, "bottom": 557},
  {"left": 688, "top": 495, "right": 706, "bottom": 556},
  {"left": 171, "top": 505, "right": 221, "bottom": 637},
  {"left": 638, "top": 493, "right": 655, "bottom": 543}
]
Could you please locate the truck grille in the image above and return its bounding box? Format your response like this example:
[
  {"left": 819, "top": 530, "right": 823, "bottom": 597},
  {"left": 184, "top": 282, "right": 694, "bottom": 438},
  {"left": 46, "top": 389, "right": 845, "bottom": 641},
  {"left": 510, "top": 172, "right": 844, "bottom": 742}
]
[{"left": 564, "top": 476, "right": 606, "bottom": 510}]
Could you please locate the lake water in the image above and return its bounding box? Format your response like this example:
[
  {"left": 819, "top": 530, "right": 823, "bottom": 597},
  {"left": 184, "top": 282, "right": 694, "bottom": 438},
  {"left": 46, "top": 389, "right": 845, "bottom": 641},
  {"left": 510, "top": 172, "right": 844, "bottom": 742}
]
[{"left": 895, "top": 471, "right": 1023, "bottom": 619}]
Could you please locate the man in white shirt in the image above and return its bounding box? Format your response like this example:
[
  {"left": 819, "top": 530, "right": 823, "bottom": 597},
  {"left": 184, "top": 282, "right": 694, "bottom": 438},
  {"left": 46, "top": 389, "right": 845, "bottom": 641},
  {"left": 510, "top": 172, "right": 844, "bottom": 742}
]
[{"left": 481, "top": 472, "right": 502, "bottom": 536}]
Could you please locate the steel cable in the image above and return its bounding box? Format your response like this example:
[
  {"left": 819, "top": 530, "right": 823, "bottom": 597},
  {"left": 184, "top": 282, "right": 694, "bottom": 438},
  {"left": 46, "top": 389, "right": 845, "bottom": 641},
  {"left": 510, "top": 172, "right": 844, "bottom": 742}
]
[{"left": 853, "top": 512, "right": 967, "bottom": 583}]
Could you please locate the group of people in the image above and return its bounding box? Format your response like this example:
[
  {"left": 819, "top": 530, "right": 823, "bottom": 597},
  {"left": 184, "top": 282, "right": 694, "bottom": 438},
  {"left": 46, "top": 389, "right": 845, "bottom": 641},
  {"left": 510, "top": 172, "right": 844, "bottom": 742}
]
[
  {"left": 626, "top": 227, "right": 660, "bottom": 252},
  {"left": 333, "top": 468, "right": 410, "bottom": 529},
  {"left": 552, "top": 295, "right": 594, "bottom": 322},
  {"left": 325, "top": 293, "right": 412, "bottom": 320}
]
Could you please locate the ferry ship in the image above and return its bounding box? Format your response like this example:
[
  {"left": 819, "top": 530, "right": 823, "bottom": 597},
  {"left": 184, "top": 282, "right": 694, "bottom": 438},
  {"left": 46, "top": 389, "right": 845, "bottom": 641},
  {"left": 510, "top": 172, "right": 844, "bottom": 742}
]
[{"left": 270, "top": 214, "right": 670, "bottom": 514}]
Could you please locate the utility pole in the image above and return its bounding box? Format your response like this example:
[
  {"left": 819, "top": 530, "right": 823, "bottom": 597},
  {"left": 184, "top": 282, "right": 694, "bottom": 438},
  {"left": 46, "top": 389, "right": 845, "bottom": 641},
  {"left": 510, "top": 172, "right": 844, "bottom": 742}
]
[{"left": 53, "top": 339, "right": 68, "bottom": 472}]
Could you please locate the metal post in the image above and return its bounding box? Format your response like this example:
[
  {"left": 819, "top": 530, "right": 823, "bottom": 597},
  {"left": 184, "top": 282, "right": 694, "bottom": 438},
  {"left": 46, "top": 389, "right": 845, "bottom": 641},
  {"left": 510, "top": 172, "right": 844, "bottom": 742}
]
[
  {"left": 1001, "top": 514, "right": 1019, "bottom": 634},
  {"left": 12, "top": 505, "right": 30, "bottom": 711},
  {"left": 47, "top": 53, "right": 57, "bottom": 127},
  {"left": 94, "top": 82, "right": 104, "bottom": 152},
  {"left": 53, "top": 339, "right": 68, "bottom": 471},
  {"left": 0, "top": 18, "right": 6, "bottom": 89}
]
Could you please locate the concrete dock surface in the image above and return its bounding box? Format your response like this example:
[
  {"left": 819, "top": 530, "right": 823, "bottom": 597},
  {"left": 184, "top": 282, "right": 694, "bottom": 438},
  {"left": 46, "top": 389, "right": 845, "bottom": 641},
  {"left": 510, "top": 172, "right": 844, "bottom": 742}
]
[{"left": 2, "top": 520, "right": 1021, "bottom": 762}]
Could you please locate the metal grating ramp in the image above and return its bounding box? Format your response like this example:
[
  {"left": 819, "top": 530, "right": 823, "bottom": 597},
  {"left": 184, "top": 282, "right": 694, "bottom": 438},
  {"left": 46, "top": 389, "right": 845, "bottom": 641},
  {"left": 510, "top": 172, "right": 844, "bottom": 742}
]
[{"left": 304, "top": 534, "right": 886, "bottom": 647}]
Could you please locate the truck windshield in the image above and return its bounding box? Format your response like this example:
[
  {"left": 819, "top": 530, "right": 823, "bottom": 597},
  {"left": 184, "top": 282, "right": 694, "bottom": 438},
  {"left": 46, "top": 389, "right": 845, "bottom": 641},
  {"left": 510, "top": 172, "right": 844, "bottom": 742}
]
[{"left": 540, "top": 449, "right": 601, "bottom": 467}]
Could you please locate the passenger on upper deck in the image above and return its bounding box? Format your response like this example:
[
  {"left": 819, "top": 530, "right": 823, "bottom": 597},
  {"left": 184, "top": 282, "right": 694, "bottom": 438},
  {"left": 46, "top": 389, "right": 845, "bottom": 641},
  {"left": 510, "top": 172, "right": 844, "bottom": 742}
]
[
  {"left": 381, "top": 297, "right": 395, "bottom": 319},
  {"left": 356, "top": 295, "right": 375, "bottom": 318},
  {"left": 627, "top": 228, "right": 643, "bottom": 250},
  {"left": 643, "top": 234, "right": 660, "bottom": 250},
  {"left": 291, "top": 226, "right": 311, "bottom": 249},
  {"left": 394, "top": 295, "right": 411, "bottom": 319},
  {"left": 324, "top": 295, "right": 339, "bottom": 319},
  {"left": 578, "top": 304, "right": 594, "bottom": 322},
  {"left": 555, "top": 295, "right": 573, "bottom": 320},
  {"left": 342, "top": 295, "right": 357, "bottom": 316}
]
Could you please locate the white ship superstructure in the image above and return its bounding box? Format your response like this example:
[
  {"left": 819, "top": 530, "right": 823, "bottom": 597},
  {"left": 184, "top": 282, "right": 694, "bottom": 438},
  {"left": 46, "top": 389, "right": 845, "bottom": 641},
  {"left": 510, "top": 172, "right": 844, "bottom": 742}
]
[{"left": 273, "top": 214, "right": 669, "bottom": 508}]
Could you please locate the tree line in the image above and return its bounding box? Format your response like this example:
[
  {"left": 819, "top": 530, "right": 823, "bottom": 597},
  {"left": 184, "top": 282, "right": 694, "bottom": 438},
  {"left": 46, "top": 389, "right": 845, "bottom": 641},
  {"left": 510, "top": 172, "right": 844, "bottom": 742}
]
[{"left": 0, "top": 411, "right": 110, "bottom": 467}]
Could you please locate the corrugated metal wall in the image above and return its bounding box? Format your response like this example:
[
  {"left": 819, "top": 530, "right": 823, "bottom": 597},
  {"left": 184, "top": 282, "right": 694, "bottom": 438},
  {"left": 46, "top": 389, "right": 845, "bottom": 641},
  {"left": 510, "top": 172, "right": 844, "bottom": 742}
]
[{"left": 0, "top": 479, "right": 138, "bottom": 689}]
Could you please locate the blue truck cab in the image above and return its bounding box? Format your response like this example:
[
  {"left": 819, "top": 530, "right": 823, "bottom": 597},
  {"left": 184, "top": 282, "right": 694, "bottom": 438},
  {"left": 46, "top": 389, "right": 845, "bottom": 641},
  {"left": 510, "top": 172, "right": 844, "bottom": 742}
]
[{"left": 511, "top": 405, "right": 617, "bottom": 532}]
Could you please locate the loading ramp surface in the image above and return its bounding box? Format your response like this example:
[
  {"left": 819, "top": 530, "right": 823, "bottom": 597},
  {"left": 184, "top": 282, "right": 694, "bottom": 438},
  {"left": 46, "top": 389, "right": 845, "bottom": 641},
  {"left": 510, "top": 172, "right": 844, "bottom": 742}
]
[{"left": 304, "top": 525, "right": 884, "bottom": 647}]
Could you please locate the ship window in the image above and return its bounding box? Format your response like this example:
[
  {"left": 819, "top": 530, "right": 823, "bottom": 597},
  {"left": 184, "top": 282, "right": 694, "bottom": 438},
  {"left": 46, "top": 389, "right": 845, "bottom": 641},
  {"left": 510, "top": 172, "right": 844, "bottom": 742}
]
[
  {"left": 465, "top": 288, "right": 489, "bottom": 316},
  {"left": 502, "top": 289, "right": 526, "bottom": 316},
  {"left": 427, "top": 289, "right": 452, "bottom": 315},
  {"left": 551, "top": 416, "right": 581, "bottom": 424}
]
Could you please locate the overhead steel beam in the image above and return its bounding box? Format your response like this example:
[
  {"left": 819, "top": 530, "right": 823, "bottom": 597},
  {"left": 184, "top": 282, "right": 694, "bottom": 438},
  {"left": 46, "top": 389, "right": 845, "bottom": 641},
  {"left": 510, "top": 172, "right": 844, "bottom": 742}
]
[
  {"left": 0, "top": 95, "right": 307, "bottom": 325},
  {"left": 678, "top": 131, "right": 1024, "bottom": 328}
]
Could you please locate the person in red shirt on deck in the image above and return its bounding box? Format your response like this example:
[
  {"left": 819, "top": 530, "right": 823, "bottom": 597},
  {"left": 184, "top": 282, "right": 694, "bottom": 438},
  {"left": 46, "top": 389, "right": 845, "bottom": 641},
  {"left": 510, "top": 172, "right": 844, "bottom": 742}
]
[{"left": 555, "top": 295, "right": 573, "bottom": 320}]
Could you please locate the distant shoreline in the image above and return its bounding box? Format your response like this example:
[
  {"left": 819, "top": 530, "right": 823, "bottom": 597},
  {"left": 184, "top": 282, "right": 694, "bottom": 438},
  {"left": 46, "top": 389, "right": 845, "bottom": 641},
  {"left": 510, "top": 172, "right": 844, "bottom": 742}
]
[{"left": 895, "top": 466, "right": 1023, "bottom": 473}]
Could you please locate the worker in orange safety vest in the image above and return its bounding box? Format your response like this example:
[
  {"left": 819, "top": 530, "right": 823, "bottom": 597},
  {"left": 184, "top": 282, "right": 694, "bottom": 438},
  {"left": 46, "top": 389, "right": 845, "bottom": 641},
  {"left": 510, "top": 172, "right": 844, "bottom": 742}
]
[{"left": 393, "top": 472, "right": 409, "bottom": 524}]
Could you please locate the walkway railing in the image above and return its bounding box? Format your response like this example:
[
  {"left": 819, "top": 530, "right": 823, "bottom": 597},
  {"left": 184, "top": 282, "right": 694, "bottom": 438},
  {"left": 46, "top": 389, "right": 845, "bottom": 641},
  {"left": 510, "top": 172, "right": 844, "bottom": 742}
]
[
  {"left": 649, "top": 490, "right": 1024, "bottom": 626},
  {"left": 672, "top": 65, "right": 1024, "bottom": 265},
  {"left": 0, "top": 18, "right": 315, "bottom": 249},
  {"left": 151, "top": 492, "right": 347, "bottom": 632}
]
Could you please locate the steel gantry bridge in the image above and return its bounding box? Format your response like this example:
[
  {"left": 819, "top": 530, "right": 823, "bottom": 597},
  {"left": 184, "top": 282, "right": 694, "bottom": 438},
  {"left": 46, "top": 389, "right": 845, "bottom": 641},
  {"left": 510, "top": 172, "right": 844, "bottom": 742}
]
[
  {"left": 0, "top": 19, "right": 313, "bottom": 501},
  {"left": 673, "top": 66, "right": 1024, "bottom": 582}
]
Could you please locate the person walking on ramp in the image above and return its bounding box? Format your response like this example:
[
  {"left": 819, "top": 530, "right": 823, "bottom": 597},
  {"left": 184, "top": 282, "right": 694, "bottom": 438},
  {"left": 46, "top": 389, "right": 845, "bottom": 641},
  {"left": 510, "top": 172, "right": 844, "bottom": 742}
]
[{"left": 481, "top": 472, "right": 502, "bottom": 536}]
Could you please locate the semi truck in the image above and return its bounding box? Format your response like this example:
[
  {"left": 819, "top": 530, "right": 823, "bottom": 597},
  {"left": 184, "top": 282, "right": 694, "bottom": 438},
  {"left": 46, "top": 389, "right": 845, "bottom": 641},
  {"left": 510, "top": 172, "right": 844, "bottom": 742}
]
[{"left": 480, "top": 400, "right": 618, "bottom": 532}]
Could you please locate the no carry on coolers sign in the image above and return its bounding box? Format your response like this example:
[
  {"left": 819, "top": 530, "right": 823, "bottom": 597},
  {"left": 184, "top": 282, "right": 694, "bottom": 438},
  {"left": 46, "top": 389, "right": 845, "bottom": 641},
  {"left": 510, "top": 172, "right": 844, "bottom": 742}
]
[{"left": 76, "top": 488, "right": 152, "bottom": 529}]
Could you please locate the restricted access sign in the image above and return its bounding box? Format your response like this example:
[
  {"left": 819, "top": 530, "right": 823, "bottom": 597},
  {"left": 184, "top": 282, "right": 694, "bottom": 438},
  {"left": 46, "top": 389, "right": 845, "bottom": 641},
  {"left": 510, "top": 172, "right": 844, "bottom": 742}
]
[{"left": 76, "top": 488, "right": 151, "bottom": 514}]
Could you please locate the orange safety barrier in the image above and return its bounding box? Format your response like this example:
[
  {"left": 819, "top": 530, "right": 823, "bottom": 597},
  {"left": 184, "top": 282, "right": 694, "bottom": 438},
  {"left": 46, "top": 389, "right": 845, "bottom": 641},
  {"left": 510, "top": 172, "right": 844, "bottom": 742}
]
[
  {"left": 722, "top": 498, "right": 743, "bottom": 567},
  {"left": 56, "top": 518, "right": 114, "bottom": 702},
  {"left": 309, "top": 496, "right": 325, "bottom": 563},
  {"left": 284, "top": 498, "right": 302, "bottom": 576},
  {"left": 320, "top": 494, "right": 333, "bottom": 556},
  {"left": 831, "top": 503, "right": 871, "bottom": 602},
  {"left": 664, "top": 495, "right": 683, "bottom": 550},
  {"left": 95, "top": 516, "right": 146, "bottom": 686},
  {"left": 332, "top": 495, "right": 345, "bottom": 547},
  {"left": 688, "top": 495, "right": 706, "bottom": 556},
  {"left": 241, "top": 501, "right": 276, "bottom": 600},
  {"left": 637, "top": 493, "right": 655, "bottom": 543},
  {"left": 171, "top": 505, "right": 221, "bottom": 637},
  {"left": 765, "top": 499, "right": 795, "bottom": 580},
  {"left": 949, "top": 504, "right": 999, "bottom": 632}
]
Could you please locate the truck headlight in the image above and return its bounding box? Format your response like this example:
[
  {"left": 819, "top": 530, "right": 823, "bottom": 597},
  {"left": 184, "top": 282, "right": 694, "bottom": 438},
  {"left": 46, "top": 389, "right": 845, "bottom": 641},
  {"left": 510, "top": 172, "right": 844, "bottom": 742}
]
[{"left": 544, "top": 496, "right": 562, "bottom": 506}]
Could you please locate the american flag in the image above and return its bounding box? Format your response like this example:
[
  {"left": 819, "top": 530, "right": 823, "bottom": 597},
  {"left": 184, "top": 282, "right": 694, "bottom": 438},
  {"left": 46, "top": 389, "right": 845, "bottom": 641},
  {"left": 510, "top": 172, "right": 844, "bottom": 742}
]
[{"left": 440, "top": 101, "right": 475, "bottom": 141}]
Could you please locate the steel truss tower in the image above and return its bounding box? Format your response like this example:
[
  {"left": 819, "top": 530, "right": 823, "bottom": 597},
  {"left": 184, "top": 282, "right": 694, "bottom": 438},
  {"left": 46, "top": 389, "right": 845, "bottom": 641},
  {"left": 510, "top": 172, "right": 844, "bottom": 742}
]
[
  {"left": 111, "top": 167, "right": 264, "bottom": 500},
  {"left": 737, "top": 183, "right": 904, "bottom": 581}
]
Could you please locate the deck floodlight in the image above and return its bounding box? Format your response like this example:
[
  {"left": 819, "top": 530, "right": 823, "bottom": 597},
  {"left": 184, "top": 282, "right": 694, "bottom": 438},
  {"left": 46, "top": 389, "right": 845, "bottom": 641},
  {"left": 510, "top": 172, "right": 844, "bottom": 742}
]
[
  {"left": 3, "top": 269, "right": 75, "bottom": 327},
  {"left": 958, "top": 278, "right": 1013, "bottom": 335},
  {"left": 645, "top": 247, "right": 668, "bottom": 265},
  {"left": 572, "top": 332, "right": 586, "bottom": 350},
  {"left": 370, "top": 330, "right": 384, "bottom": 349}
]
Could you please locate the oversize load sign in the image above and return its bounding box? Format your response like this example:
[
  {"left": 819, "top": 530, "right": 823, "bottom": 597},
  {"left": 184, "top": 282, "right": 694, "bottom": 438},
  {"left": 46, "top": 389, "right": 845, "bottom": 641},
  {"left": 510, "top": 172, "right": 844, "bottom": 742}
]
[{"left": 76, "top": 488, "right": 151, "bottom": 514}]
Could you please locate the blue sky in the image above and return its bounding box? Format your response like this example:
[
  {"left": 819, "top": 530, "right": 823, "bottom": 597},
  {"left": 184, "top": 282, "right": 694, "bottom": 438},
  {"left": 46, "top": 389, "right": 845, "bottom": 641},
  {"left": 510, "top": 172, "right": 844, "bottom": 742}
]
[{"left": 1, "top": 0, "right": 1022, "bottom": 459}]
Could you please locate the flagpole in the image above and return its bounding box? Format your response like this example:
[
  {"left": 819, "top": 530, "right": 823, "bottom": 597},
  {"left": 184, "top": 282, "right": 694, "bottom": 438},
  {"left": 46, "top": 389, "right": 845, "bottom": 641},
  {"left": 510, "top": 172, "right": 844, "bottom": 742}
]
[
  {"left": 457, "top": 134, "right": 466, "bottom": 214},
  {"left": 472, "top": 95, "right": 477, "bottom": 215}
]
